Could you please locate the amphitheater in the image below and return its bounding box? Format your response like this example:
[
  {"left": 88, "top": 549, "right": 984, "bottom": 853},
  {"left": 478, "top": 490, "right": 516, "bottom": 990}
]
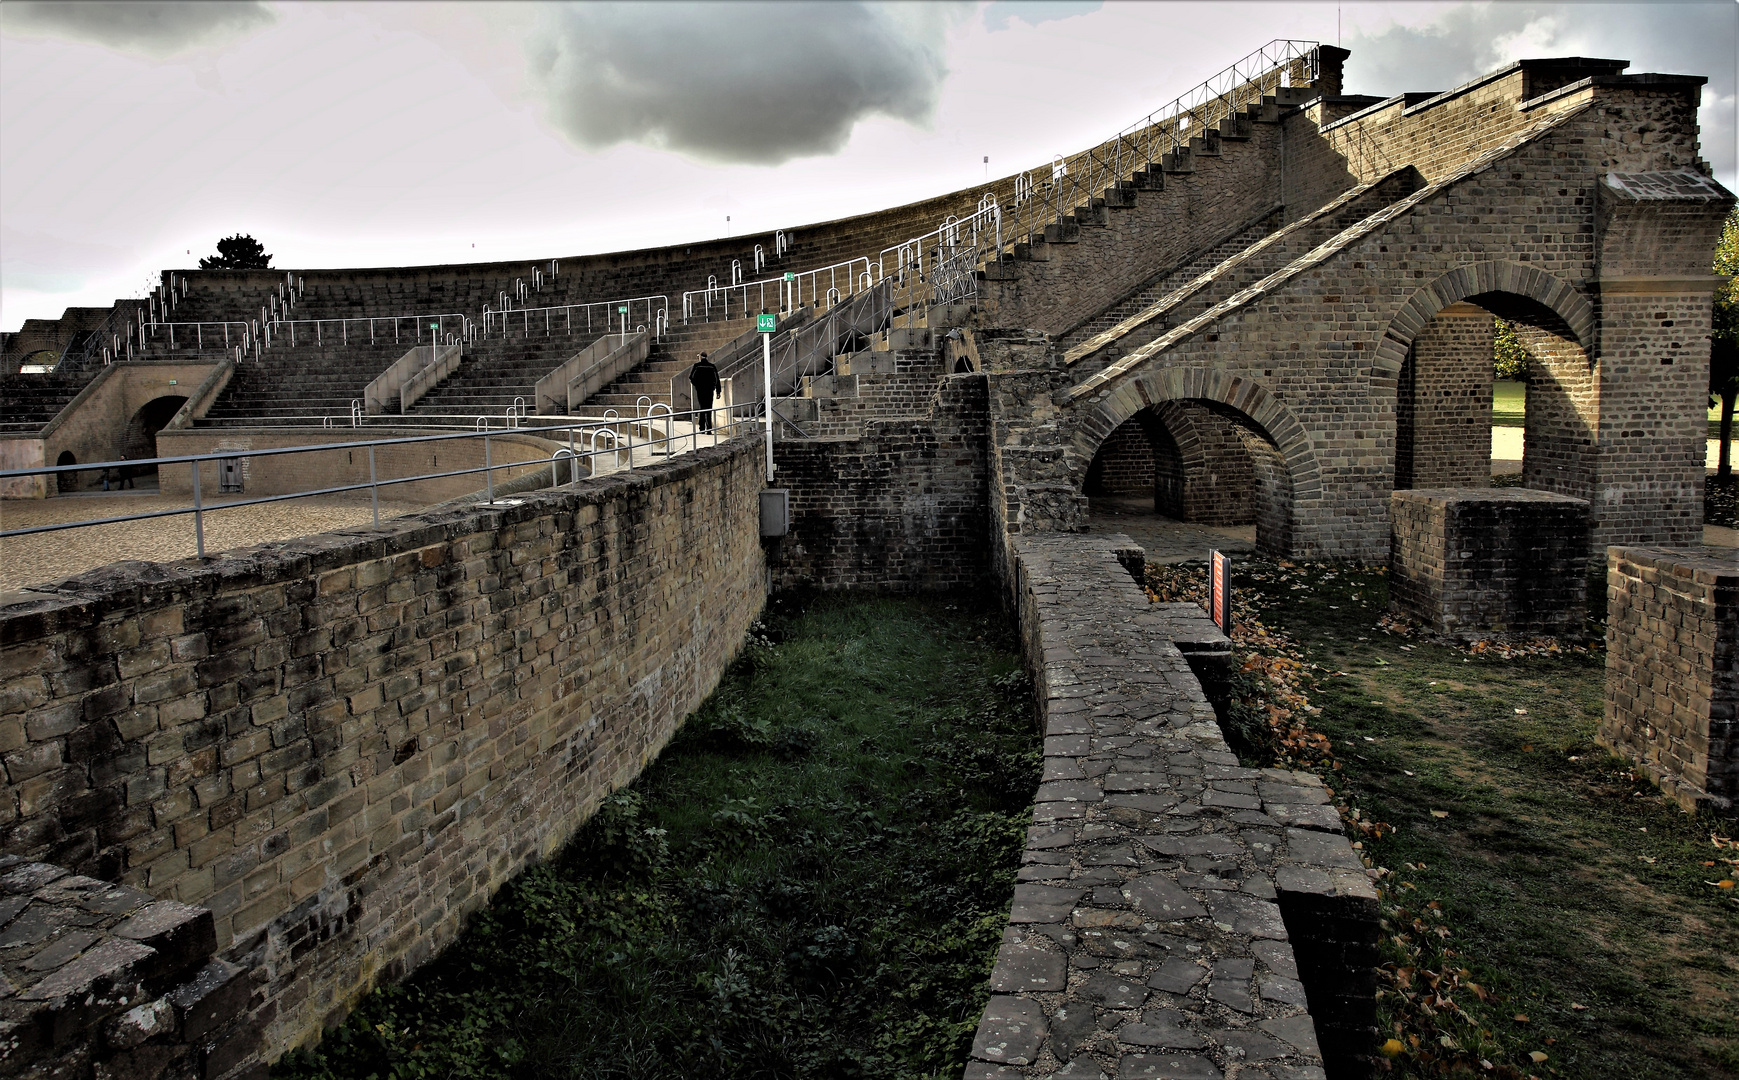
[{"left": 1, "top": 41, "right": 1733, "bottom": 1080}]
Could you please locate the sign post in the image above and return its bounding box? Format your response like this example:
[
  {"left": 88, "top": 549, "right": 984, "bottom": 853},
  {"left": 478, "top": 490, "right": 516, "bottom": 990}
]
[
  {"left": 758, "top": 312, "right": 776, "bottom": 481},
  {"left": 1210, "top": 550, "right": 1232, "bottom": 634},
  {"left": 782, "top": 271, "right": 795, "bottom": 314},
  {"left": 618, "top": 305, "right": 628, "bottom": 345}
]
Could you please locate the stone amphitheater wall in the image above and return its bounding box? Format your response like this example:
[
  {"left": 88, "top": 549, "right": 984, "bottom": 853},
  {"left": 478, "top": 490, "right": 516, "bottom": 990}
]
[{"left": 0, "top": 436, "right": 766, "bottom": 1059}]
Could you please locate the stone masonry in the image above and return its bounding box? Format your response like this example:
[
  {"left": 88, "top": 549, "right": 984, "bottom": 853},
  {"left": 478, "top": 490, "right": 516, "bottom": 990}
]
[
  {"left": 1602, "top": 546, "right": 1739, "bottom": 816},
  {"left": 966, "top": 534, "right": 1377, "bottom": 1080},
  {"left": 1388, "top": 489, "right": 1591, "bottom": 637},
  {"left": 0, "top": 437, "right": 767, "bottom": 1059},
  {"left": 0, "top": 855, "right": 261, "bottom": 1080}
]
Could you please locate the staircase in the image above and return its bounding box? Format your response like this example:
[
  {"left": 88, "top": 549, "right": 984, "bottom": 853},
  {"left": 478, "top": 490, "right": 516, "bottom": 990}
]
[
  {"left": 401, "top": 333, "right": 607, "bottom": 418},
  {"left": 200, "top": 342, "right": 413, "bottom": 425},
  {"left": 0, "top": 373, "right": 93, "bottom": 434},
  {"left": 581, "top": 320, "right": 754, "bottom": 414}
]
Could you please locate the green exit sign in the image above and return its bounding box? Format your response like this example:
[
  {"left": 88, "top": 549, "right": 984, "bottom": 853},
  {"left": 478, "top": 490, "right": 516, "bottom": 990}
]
[
  {"left": 618, "top": 306, "right": 627, "bottom": 314},
  {"left": 784, "top": 272, "right": 795, "bottom": 281},
  {"left": 757, "top": 314, "right": 776, "bottom": 333}
]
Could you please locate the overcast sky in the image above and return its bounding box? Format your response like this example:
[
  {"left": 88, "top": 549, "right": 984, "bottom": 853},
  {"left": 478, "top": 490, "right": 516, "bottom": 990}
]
[{"left": 3, "top": 0, "right": 1734, "bottom": 332}]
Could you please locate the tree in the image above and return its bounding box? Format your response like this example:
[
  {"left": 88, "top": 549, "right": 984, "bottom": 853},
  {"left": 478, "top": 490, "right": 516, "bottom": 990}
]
[
  {"left": 1713, "top": 207, "right": 1737, "bottom": 479},
  {"left": 199, "top": 234, "right": 272, "bottom": 270},
  {"left": 1492, "top": 318, "right": 1530, "bottom": 380}
]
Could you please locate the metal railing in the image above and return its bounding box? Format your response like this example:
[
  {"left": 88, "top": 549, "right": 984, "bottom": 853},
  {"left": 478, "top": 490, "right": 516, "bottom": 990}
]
[
  {"left": 877, "top": 197, "right": 1001, "bottom": 309},
  {"left": 682, "top": 257, "right": 872, "bottom": 322},
  {"left": 142, "top": 321, "right": 255, "bottom": 356},
  {"left": 0, "top": 407, "right": 740, "bottom": 561},
  {"left": 1011, "top": 39, "right": 1319, "bottom": 246},
  {"left": 263, "top": 313, "right": 472, "bottom": 349},
  {"left": 479, "top": 295, "right": 668, "bottom": 341}
]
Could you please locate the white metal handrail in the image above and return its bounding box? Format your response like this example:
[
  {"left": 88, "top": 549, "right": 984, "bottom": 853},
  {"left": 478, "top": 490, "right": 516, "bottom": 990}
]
[
  {"left": 262, "top": 312, "right": 472, "bottom": 349},
  {"left": 141, "top": 321, "right": 254, "bottom": 355},
  {"left": 682, "top": 256, "right": 872, "bottom": 322},
  {"left": 480, "top": 295, "right": 668, "bottom": 341}
]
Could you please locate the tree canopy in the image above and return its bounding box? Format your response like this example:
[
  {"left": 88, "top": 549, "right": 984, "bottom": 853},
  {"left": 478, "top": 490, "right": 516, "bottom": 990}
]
[
  {"left": 1712, "top": 207, "right": 1736, "bottom": 477},
  {"left": 198, "top": 234, "right": 272, "bottom": 270}
]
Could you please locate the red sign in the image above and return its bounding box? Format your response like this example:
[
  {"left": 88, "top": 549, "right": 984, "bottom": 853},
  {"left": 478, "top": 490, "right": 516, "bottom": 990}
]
[{"left": 1210, "top": 550, "right": 1232, "bottom": 633}]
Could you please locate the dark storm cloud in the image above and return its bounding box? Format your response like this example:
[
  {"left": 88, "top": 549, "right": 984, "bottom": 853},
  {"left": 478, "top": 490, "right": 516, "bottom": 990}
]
[
  {"left": 1346, "top": 3, "right": 1736, "bottom": 184},
  {"left": 1, "top": 1, "right": 275, "bottom": 58},
  {"left": 525, "top": 2, "right": 969, "bottom": 166}
]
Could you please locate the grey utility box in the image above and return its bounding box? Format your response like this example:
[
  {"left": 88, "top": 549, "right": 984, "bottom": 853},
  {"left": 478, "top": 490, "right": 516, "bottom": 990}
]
[{"left": 760, "top": 489, "right": 789, "bottom": 538}]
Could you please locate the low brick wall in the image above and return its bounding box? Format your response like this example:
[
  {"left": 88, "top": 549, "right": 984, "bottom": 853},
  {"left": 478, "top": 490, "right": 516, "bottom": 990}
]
[
  {"left": 154, "top": 427, "right": 560, "bottom": 504},
  {"left": 0, "top": 855, "right": 259, "bottom": 1079},
  {"left": 1601, "top": 546, "right": 1738, "bottom": 816},
  {"left": 1389, "top": 488, "right": 1591, "bottom": 637},
  {"left": 771, "top": 373, "right": 989, "bottom": 591},
  {"left": 0, "top": 436, "right": 767, "bottom": 1062},
  {"left": 967, "top": 533, "right": 1376, "bottom": 1080}
]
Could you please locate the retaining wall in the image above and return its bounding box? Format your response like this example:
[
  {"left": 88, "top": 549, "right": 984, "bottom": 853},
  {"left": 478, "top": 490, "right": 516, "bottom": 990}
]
[
  {"left": 771, "top": 373, "right": 989, "bottom": 592},
  {"left": 1602, "top": 546, "right": 1738, "bottom": 816},
  {"left": 0, "top": 436, "right": 768, "bottom": 1062}
]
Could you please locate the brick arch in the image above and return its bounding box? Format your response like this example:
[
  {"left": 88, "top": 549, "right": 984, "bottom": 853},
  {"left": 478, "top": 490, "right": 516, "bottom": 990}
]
[
  {"left": 1372, "top": 261, "right": 1594, "bottom": 379},
  {"left": 1070, "top": 366, "right": 1322, "bottom": 505}
]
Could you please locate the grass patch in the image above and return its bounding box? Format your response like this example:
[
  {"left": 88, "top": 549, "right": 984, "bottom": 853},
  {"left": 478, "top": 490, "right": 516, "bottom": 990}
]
[
  {"left": 1147, "top": 560, "right": 1738, "bottom": 1079},
  {"left": 275, "top": 593, "right": 1038, "bottom": 1080},
  {"left": 1493, "top": 380, "right": 1732, "bottom": 440}
]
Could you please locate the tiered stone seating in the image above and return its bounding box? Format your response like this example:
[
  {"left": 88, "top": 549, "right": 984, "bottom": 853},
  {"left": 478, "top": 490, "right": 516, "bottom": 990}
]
[
  {"left": 402, "top": 332, "right": 609, "bottom": 417},
  {"left": 0, "top": 373, "right": 93, "bottom": 434},
  {"left": 199, "top": 341, "right": 418, "bottom": 425}
]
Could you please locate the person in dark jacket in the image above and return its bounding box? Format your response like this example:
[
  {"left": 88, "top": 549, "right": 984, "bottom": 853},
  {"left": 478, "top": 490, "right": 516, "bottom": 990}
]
[{"left": 689, "top": 352, "right": 722, "bottom": 432}]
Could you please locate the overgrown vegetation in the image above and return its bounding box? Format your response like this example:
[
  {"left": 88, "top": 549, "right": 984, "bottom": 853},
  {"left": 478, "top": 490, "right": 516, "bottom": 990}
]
[
  {"left": 1493, "top": 319, "right": 1531, "bottom": 382},
  {"left": 276, "top": 594, "right": 1038, "bottom": 1080},
  {"left": 1145, "top": 559, "right": 1737, "bottom": 1079}
]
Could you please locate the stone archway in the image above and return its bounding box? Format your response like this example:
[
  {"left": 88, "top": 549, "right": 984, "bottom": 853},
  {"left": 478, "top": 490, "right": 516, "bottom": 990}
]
[
  {"left": 1371, "top": 261, "right": 1594, "bottom": 380},
  {"left": 1071, "top": 368, "right": 1315, "bottom": 556}
]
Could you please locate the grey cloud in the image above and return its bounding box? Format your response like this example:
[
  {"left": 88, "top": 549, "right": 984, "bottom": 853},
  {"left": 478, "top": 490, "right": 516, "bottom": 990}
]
[
  {"left": 0, "top": 1, "right": 275, "bottom": 58},
  {"left": 983, "top": 1, "right": 1104, "bottom": 33},
  {"left": 1346, "top": 3, "right": 1736, "bottom": 186},
  {"left": 525, "top": 2, "right": 968, "bottom": 166}
]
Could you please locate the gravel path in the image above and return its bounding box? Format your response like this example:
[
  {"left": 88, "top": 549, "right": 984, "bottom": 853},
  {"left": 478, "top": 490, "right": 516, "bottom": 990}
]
[{"left": 0, "top": 491, "right": 429, "bottom": 592}]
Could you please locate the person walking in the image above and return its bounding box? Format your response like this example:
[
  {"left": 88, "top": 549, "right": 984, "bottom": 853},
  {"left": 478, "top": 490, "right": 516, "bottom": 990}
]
[
  {"left": 118, "top": 452, "right": 134, "bottom": 489},
  {"left": 689, "top": 352, "right": 722, "bottom": 433}
]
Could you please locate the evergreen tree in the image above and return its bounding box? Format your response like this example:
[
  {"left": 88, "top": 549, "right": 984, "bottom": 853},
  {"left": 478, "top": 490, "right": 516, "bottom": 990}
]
[{"left": 199, "top": 234, "right": 272, "bottom": 270}]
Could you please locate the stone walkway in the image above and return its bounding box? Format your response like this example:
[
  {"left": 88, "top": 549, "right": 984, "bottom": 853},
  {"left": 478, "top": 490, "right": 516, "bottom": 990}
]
[{"left": 967, "top": 534, "right": 1374, "bottom": 1080}]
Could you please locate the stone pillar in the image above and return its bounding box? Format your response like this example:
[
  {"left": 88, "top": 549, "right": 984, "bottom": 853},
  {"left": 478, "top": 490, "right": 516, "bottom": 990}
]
[
  {"left": 1396, "top": 303, "right": 1494, "bottom": 489},
  {"left": 1602, "top": 546, "right": 1738, "bottom": 816},
  {"left": 1590, "top": 171, "right": 1736, "bottom": 551}
]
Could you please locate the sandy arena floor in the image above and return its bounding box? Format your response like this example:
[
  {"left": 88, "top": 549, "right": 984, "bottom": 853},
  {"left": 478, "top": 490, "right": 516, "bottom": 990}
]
[{"left": 0, "top": 489, "right": 429, "bottom": 593}]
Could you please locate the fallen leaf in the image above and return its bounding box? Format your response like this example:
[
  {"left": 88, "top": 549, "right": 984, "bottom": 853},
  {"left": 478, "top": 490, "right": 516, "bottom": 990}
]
[
  {"left": 1571, "top": 1003, "right": 1587, "bottom": 1011},
  {"left": 1514, "top": 1014, "right": 1530, "bottom": 1023},
  {"left": 1515, "top": 707, "right": 1528, "bottom": 715},
  {"left": 1709, "top": 880, "right": 1735, "bottom": 889},
  {"left": 1381, "top": 1038, "right": 1405, "bottom": 1057},
  {"left": 1431, "top": 809, "right": 1450, "bottom": 819},
  {"left": 1404, "top": 770, "right": 1416, "bottom": 777},
  {"left": 1531, "top": 1050, "right": 1549, "bottom": 1063}
]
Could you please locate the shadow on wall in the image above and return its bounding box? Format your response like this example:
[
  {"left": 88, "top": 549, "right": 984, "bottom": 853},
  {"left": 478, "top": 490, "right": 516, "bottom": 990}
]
[{"left": 1084, "top": 399, "right": 1293, "bottom": 555}]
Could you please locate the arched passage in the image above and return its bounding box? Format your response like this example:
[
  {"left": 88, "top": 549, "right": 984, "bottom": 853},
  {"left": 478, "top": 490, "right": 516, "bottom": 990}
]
[
  {"left": 1382, "top": 265, "right": 1596, "bottom": 502},
  {"left": 1075, "top": 371, "right": 1312, "bottom": 556},
  {"left": 121, "top": 396, "right": 187, "bottom": 481}
]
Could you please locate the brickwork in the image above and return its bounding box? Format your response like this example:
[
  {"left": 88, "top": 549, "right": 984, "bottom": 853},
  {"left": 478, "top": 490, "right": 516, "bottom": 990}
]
[
  {"left": 0, "top": 855, "right": 263, "bottom": 1079},
  {"left": 1602, "top": 547, "right": 1739, "bottom": 816},
  {"left": 1083, "top": 418, "right": 1154, "bottom": 496},
  {"left": 1040, "top": 74, "right": 1728, "bottom": 562},
  {"left": 966, "top": 532, "right": 1376, "bottom": 1079},
  {"left": 0, "top": 437, "right": 767, "bottom": 1059},
  {"left": 771, "top": 374, "right": 988, "bottom": 591},
  {"left": 1395, "top": 304, "right": 1493, "bottom": 489},
  {"left": 1388, "top": 489, "right": 1591, "bottom": 637}
]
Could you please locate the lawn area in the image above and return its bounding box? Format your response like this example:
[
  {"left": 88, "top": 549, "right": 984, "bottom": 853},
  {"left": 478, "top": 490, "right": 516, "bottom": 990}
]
[
  {"left": 276, "top": 594, "right": 1038, "bottom": 1080},
  {"left": 1149, "top": 560, "right": 1739, "bottom": 1080}
]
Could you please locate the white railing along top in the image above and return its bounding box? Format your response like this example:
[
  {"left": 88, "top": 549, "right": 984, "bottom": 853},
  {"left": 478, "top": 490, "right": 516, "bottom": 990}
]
[
  {"left": 682, "top": 256, "right": 874, "bottom": 321},
  {"left": 264, "top": 313, "right": 473, "bottom": 349},
  {"left": 480, "top": 295, "right": 668, "bottom": 339}
]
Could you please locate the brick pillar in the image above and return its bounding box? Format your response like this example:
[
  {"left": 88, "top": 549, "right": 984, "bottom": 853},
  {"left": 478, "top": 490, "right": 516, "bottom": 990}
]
[
  {"left": 1396, "top": 303, "right": 1494, "bottom": 489},
  {"left": 1590, "top": 170, "right": 1735, "bottom": 551}
]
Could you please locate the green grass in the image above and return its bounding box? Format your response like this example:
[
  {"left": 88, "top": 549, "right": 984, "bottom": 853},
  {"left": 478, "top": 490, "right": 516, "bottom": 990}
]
[
  {"left": 1222, "top": 560, "right": 1739, "bottom": 1080},
  {"left": 275, "top": 594, "right": 1039, "bottom": 1080}
]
